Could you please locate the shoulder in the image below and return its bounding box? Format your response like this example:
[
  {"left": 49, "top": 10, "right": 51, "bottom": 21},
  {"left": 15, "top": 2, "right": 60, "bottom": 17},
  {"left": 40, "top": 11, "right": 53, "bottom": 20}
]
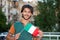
[
  {"left": 14, "top": 21, "right": 22, "bottom": 25},
  {"left": 14, "top": 21, "right": 20, "bottom": 24}
]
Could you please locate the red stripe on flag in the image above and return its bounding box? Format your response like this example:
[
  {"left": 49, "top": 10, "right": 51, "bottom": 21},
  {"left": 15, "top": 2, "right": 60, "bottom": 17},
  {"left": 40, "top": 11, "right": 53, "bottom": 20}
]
[{"left": 32, "top": 28, "right": 39, "bottom": 37}]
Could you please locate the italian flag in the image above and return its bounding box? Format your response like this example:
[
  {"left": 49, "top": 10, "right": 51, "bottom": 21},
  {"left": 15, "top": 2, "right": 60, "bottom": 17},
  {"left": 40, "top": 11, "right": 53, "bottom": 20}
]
[{"left": 24, "top": 23, "right": 39, "bottom": 37}]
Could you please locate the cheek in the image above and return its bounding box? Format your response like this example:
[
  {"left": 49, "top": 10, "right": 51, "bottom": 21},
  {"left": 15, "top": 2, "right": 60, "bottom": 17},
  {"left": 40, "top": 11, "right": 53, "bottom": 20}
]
[
  {"left": 28, "top": 13, "right": 32, "bottom": 15},
  {"left": 22, "top": 12, "right": 32, "bottom": 16},
  {"left": 28, "top": 13, "right": 32, "bottom": 16},
  {"left": 22, "top": 12, "right": 26, "bottom": 16},
  {"left": 22, "top": 12, "right": 25, "bottom": 14}
]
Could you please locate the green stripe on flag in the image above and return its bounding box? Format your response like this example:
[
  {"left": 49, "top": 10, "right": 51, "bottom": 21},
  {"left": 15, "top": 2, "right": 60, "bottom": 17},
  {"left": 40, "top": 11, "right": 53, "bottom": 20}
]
[{"left": 24, "top": 23, "right": 32, "bottom": 31}]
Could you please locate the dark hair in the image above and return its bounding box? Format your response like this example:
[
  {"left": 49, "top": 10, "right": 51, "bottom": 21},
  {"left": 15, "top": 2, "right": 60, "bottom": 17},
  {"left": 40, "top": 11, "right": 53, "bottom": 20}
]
[{"left": 21, "top": 5, "right": 33, "bottom": 14}]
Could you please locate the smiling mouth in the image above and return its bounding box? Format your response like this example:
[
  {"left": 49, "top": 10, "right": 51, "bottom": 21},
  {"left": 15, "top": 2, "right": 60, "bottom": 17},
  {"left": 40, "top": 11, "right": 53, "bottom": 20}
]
[{"left": 22, "top": 14, "right": 31, "bottom": 20}]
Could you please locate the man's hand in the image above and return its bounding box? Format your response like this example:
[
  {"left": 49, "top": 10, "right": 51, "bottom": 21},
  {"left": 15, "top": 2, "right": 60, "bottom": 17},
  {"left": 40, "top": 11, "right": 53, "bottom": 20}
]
[
  {"left": 6, "top": 32, "right": 15, "bottom": 40},
  {"left": 38, "top": 30, "right": 43, "bottom": 40},
  {"left": 6, "top": 32, "right": 20, "bottom": 40},
  {"left": 33, "top": 27, "right": 43, "bottom": 40},
  {"left": 15, "top": 33, "right": 20, "bottom": 40}
]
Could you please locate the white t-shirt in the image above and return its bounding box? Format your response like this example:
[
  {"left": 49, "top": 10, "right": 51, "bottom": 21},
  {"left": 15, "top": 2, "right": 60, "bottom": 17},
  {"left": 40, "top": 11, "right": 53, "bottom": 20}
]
[{"left": 10, "top": 8, "right": 17, "bottom": 15}]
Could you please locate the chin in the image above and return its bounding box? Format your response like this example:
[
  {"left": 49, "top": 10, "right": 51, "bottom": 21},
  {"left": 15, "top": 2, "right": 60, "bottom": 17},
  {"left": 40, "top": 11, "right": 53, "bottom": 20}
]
[
  {"left": 25, "top": 19, "right": 29, "bottom": 20},
  {"left": 23, "top": 16, "right": 31, "bottom": 20}
]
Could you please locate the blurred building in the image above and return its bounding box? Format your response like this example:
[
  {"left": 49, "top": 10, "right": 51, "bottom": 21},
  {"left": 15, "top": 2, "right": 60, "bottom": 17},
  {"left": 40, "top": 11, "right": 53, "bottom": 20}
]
[
  {"left": 0, "top": 0, "right": 2, "bottom": 6},
  {"left": 1, "top": 0, "right": 41, "bottom": 24}
]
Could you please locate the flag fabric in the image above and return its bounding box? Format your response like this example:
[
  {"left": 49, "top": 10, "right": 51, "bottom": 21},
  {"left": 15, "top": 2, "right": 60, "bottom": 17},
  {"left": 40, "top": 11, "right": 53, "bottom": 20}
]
[{"left": 24, "top": 23, "right": 39, "bottom": 37}]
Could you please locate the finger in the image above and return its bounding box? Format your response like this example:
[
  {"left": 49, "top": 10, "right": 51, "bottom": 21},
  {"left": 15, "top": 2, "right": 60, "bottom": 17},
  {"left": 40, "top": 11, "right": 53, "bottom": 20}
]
[{"left": 15, "top": 33, "right": 20, "bottom": 39}]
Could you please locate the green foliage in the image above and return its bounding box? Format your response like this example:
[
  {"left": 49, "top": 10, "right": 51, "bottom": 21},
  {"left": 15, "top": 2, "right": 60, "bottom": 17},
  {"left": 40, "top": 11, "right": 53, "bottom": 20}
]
[
  {"left": 57, "top": 12, "right": 60, "bottom": 32},
  {"left": 34, "top": 1, "right": 56, "bottom": 32},
  {"left": 7, "top": 22, "right": 12, "bottom": 30},
  {"left": 55, "top": 0, "right": 60, "bottom": 32},
  {"left": 0, "top": 7, "right": 7, "bottom": 32}
]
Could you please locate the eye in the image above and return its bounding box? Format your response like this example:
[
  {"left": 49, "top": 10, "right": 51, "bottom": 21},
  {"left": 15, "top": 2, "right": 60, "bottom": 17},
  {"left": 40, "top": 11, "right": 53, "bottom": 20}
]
[{"left": 24, "top": 10, "right": 26, "bottom": 13}]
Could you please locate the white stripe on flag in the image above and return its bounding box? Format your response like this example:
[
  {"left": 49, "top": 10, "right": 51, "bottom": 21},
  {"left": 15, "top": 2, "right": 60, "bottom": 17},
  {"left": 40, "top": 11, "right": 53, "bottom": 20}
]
[{"left": 28, "top": 25, "right": 37, "bottom": 34}]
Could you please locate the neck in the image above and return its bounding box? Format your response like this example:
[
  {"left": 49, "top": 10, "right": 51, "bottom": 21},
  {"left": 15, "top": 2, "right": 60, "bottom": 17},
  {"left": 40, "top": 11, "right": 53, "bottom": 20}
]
[{"left": 20, "top": 18, "right": 30, "bottom": 26}]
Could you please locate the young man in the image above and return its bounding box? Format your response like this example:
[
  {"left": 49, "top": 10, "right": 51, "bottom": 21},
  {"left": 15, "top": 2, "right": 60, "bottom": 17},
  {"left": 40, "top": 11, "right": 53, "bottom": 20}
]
[{"left": 6, "top": 5, "right": 43, "bottom": 40}]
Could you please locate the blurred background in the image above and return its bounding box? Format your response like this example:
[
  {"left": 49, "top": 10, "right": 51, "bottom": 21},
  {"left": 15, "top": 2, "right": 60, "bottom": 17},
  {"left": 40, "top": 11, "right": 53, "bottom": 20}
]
[{"left": 0, "top": 0, "right": 60, "bottom": 40}]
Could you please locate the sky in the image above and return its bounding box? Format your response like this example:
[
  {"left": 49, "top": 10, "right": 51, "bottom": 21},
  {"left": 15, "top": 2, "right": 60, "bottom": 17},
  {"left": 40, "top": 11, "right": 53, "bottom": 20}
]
[
  {"left": 23, "top": 0, "right": 44, "bottom": 2},
  {"left": 23, "top": 0, "right": 33, "bottom": 2}
]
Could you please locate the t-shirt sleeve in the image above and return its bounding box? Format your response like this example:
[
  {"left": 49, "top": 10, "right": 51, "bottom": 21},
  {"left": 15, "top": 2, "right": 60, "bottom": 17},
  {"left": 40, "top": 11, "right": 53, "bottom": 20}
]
[{"left": 9, "top": 24, "right": 15, "bottom": 34}]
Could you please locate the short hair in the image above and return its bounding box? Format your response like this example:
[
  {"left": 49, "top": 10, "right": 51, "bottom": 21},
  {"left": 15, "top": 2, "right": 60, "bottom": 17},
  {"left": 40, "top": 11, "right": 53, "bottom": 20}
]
[{"left": 21, "top": 5, "right": 33, "bottom": 14}]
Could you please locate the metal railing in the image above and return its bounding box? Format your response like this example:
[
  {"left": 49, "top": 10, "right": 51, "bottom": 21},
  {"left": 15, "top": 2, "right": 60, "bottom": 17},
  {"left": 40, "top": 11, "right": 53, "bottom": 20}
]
[
  {"left": 43, "top": 32, "right": 60, "bottom": 40},
  {"left": 0, "top": 32, "right": 60, "bottom": 40}
]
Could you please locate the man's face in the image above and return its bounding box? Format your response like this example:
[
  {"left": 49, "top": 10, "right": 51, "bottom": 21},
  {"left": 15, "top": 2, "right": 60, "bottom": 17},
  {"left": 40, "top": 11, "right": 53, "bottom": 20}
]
[{"left": 22, "top": 8, "right": 32, "bottom": 20}]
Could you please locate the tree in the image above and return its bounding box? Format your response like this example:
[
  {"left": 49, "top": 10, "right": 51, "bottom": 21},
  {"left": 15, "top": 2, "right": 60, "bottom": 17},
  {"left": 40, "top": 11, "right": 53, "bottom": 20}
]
[
  {"left": 0, "top": 7, "right": 7, "bottom": 32},
  {"left": 34, "top": 0, "right": 56, "bottom": 32},
  {"left": 56, "top": 0, "right": 60, "bottom": 32}
]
